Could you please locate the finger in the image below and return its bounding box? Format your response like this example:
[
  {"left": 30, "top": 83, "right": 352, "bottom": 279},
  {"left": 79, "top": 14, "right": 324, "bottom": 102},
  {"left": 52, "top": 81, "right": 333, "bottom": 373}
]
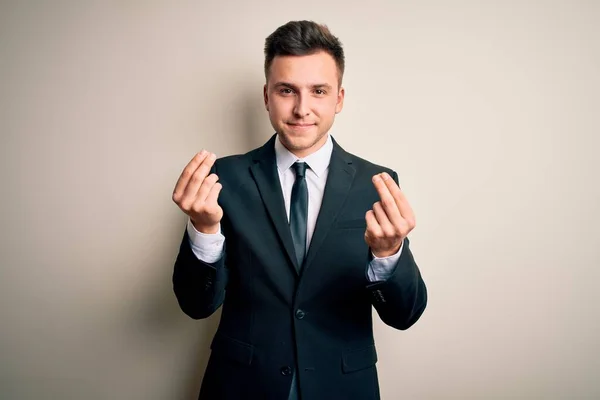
[
  {"left": 372, "top": 202, "right": 396, "bottom": 237},
  {"left": 365, "top": 210, "right": 383, "bottom": 238},
  {"left": 196, "top": 173, "right": 219, "bottom": 204},
  {"left": 181, "top": 152, "right": 217, "bottom": 204},
  {"left": 192, "top": 180, "right": 222, "bottom": 216},
  {"left": 372, "top": 174, "right": 403, "bottom": 225},
  {"left": 381, "top": 172, "right": 416, "bottom": 226},
  {"left": 173, "top": 150, "right": 209, "bottom": 202},
  {"left": 204, "top": 182, "right": 222, "bottom": 209}
]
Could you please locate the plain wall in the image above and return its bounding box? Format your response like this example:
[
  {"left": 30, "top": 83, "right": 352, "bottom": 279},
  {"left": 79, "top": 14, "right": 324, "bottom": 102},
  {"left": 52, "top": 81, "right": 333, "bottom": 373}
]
[{"left": 1, "top": 1, "right": 598, "bottom": 399}]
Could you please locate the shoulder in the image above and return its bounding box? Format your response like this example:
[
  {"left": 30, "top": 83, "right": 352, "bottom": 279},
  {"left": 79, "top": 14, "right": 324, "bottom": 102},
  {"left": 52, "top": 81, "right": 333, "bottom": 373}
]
[
  {"left": 213, "top": 135, "right": 275, "bottom": 175},
  {"left": 212, "top": 149, "right": 256, "bottom": 177},
  {"left": 335, "top": 140, "right": 398, "bottom": 181},
  {"left": 210, "top": 141, "right": 273, "bottom": 186}
]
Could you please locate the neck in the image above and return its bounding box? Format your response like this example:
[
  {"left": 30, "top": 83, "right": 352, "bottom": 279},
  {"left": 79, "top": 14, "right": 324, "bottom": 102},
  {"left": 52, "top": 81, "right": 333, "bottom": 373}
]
[{"left": 283, "top": 134, "right": 329, "bottom": 159}]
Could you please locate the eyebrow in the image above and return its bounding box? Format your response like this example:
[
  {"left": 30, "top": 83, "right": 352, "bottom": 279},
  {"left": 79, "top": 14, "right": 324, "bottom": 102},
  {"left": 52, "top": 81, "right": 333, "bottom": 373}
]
[{"left": 274, "top": 82, "right": 333, "bottom": 91}]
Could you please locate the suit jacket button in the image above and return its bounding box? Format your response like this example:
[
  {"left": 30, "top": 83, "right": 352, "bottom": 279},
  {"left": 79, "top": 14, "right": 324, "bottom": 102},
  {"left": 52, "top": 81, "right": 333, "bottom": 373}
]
[
  {"left": 295, "top": 309, "right": 305, "bottom": 320},
  {"left": 280, "top": 366, "right": 292, "bottom": 376}
]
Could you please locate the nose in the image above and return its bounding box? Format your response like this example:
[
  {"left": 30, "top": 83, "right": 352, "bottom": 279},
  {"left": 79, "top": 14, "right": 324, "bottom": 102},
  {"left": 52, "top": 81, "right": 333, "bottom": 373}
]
[{"left": 293, "top": 93, "right": 310, "bottom": 117}]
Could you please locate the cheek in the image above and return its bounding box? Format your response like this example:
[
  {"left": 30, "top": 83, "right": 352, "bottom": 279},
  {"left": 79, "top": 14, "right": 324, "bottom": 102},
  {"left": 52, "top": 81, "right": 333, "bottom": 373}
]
[
  {"left": 270, "top": 99, "right": 292, "bottom": 115},
  {"left": 317, "top": 99, "right": 338, "bottom": 117},
  {"left": 267, "top": 102, "right": 282, "bottom": 118}
]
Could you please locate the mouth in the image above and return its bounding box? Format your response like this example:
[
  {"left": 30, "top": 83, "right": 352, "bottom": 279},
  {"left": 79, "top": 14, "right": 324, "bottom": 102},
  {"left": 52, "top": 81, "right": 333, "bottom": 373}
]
[{"left": 287, "top": 123, "right": 316, "bottom": 130}]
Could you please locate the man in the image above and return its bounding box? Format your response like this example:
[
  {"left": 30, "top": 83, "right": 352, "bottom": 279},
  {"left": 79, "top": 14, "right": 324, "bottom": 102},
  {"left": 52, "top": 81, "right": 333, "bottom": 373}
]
[{"left": 172, "top": 20, "right": 427, "bottom": 400}]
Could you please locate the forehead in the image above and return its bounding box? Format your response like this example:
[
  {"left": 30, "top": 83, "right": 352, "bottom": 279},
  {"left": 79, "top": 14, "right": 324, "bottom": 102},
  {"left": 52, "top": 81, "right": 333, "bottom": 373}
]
[{"left": 268, "top": 51, "right": 339, "bottom": 86}]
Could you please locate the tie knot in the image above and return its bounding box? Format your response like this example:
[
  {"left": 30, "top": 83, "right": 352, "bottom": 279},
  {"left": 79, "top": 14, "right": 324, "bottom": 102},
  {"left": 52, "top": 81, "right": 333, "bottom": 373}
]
[{"left": 292, "top": 162, "right": 308, "bottom": 178}]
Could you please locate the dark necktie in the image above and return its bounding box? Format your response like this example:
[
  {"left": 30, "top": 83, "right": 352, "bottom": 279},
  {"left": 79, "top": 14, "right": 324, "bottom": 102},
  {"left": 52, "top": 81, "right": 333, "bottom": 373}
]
[
  {"left": 290, "top": 162, "right": 308, "bottom": 272},
  {"left": 287, "top": 162, "right": 307, "bottom": 400}
]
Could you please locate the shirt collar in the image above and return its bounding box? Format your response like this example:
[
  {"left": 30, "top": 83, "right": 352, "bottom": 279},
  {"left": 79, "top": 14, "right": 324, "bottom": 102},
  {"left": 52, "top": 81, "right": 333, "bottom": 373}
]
[{"left": 274, "top": 134, "right": 333, "bottom": 178}]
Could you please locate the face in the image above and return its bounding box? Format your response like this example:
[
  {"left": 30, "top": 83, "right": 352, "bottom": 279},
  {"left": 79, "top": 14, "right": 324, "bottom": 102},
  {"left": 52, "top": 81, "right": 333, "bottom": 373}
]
[{"left": 264, "top": 51, "right": 345, "bottom": 158}]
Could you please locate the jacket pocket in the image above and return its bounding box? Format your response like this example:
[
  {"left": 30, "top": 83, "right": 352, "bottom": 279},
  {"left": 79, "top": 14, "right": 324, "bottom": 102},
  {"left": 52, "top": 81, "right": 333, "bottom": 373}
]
[
  {"left": 342, "top": 344, "right": 378, "bottom": 373},
  {"left": 335, "top": 218, "right": 366, "bottom": 230},
  {"left": 210, "top": 332, "right": 254, "bottom": 366}
]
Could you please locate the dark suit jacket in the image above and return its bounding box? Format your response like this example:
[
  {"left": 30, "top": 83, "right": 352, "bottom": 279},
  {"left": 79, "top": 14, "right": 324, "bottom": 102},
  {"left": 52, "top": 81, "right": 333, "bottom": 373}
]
[{"left": 173, "top": 134, "right": 427, "bottom": 400}]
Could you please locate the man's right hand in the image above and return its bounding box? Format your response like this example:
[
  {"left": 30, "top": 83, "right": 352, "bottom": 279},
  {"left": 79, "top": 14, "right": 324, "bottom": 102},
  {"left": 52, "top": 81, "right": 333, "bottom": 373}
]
[{"left": 172, "top": 150, "right": 223, "bottom": 234}]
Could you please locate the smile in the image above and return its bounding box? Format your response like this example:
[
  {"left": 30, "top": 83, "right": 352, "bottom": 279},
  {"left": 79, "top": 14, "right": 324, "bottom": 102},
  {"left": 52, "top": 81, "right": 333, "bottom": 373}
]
[{"left": 287, "top": 123, "right": 315, "bottom": 129}]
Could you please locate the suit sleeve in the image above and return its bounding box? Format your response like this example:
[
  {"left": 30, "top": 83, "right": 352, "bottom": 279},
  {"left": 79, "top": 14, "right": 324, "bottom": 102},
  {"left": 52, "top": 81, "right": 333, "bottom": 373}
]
[
  {"left": 172, "top": 230, "right": 228, "bottom": 319},
  {"left": 366, "top": 171, "right": 427, "bottom": 330},
  {"left": 172, "top": 162, "right": 228, "bottom": 319}
]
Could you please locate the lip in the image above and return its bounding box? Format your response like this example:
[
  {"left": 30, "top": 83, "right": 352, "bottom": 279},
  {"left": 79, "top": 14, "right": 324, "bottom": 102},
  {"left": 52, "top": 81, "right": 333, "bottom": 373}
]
[{"left": 287, "top": 123, "right": 315, "bottom": 129}]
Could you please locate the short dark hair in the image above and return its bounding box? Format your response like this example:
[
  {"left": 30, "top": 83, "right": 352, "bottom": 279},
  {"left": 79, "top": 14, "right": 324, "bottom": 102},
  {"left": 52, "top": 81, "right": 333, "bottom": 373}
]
[{"left": 264, "top": 20, "right": 345, "bottom": 86}]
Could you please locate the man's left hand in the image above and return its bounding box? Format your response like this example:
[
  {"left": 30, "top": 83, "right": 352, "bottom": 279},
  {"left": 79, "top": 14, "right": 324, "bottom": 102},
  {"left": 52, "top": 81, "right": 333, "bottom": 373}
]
[{"left": 365, "top": 172, "right": 416, "bottom": 258}]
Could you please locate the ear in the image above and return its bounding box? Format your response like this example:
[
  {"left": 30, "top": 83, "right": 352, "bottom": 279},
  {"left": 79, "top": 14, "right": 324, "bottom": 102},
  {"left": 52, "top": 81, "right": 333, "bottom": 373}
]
[
  {"left": 263, "top": 84, "right": 269, "bottom": 111},
  {"left": 335, "top": 86, "right": 345, "bottom": 114}
]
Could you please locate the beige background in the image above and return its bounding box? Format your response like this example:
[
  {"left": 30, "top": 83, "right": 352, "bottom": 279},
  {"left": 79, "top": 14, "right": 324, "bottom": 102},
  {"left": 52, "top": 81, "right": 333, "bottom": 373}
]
[{"left": 1, "top": 1, "right": 599, "bottom": 399}]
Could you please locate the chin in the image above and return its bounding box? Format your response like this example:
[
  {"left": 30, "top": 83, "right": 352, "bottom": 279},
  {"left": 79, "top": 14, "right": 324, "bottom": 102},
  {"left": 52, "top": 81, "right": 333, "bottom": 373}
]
[{"left": 281, "top": 133, "right": 316, "bottom": 149}]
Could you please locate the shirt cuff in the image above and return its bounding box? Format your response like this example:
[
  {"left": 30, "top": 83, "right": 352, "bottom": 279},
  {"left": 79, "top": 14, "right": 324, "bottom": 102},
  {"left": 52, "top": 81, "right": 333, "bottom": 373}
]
[
  {"left": 186, "top": 218, "right": 225, "bottom": 263},
  {"left": 366, "top": 240, "right": 404, "bottom": 282}
]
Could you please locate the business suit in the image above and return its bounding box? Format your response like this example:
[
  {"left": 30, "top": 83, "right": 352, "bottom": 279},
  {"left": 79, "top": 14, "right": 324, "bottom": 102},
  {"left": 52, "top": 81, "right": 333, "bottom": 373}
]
[{"left": 173, "top": 134, "right": 427, "bottom": 399}]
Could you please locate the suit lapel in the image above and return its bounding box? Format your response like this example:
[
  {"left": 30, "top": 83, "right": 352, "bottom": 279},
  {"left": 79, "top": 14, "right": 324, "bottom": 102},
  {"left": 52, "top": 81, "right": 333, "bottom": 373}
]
[
  {"left": 248, "top": 135, "right": 357, "bottom": 276},
  {"left": 303, "top": 138, "right": 356, "bottom": 272},
  {"left": 249, "top": 135, "right": 300, "bottom": 274}
]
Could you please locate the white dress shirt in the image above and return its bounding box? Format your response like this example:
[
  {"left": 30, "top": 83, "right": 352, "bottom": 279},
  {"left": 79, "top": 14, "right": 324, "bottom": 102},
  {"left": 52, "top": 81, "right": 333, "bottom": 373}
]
[{"left": 187, "top": 134, "right": 402, "bottom": 281}]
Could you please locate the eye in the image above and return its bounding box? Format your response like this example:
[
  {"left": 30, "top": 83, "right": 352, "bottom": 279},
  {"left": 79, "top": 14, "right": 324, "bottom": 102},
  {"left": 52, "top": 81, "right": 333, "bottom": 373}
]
[
  {"left": 315, "top": 89, "right": 326, "bottom": 95},
  {"left": 279, "top": 88, "right": 294, "bottom": 95}
]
